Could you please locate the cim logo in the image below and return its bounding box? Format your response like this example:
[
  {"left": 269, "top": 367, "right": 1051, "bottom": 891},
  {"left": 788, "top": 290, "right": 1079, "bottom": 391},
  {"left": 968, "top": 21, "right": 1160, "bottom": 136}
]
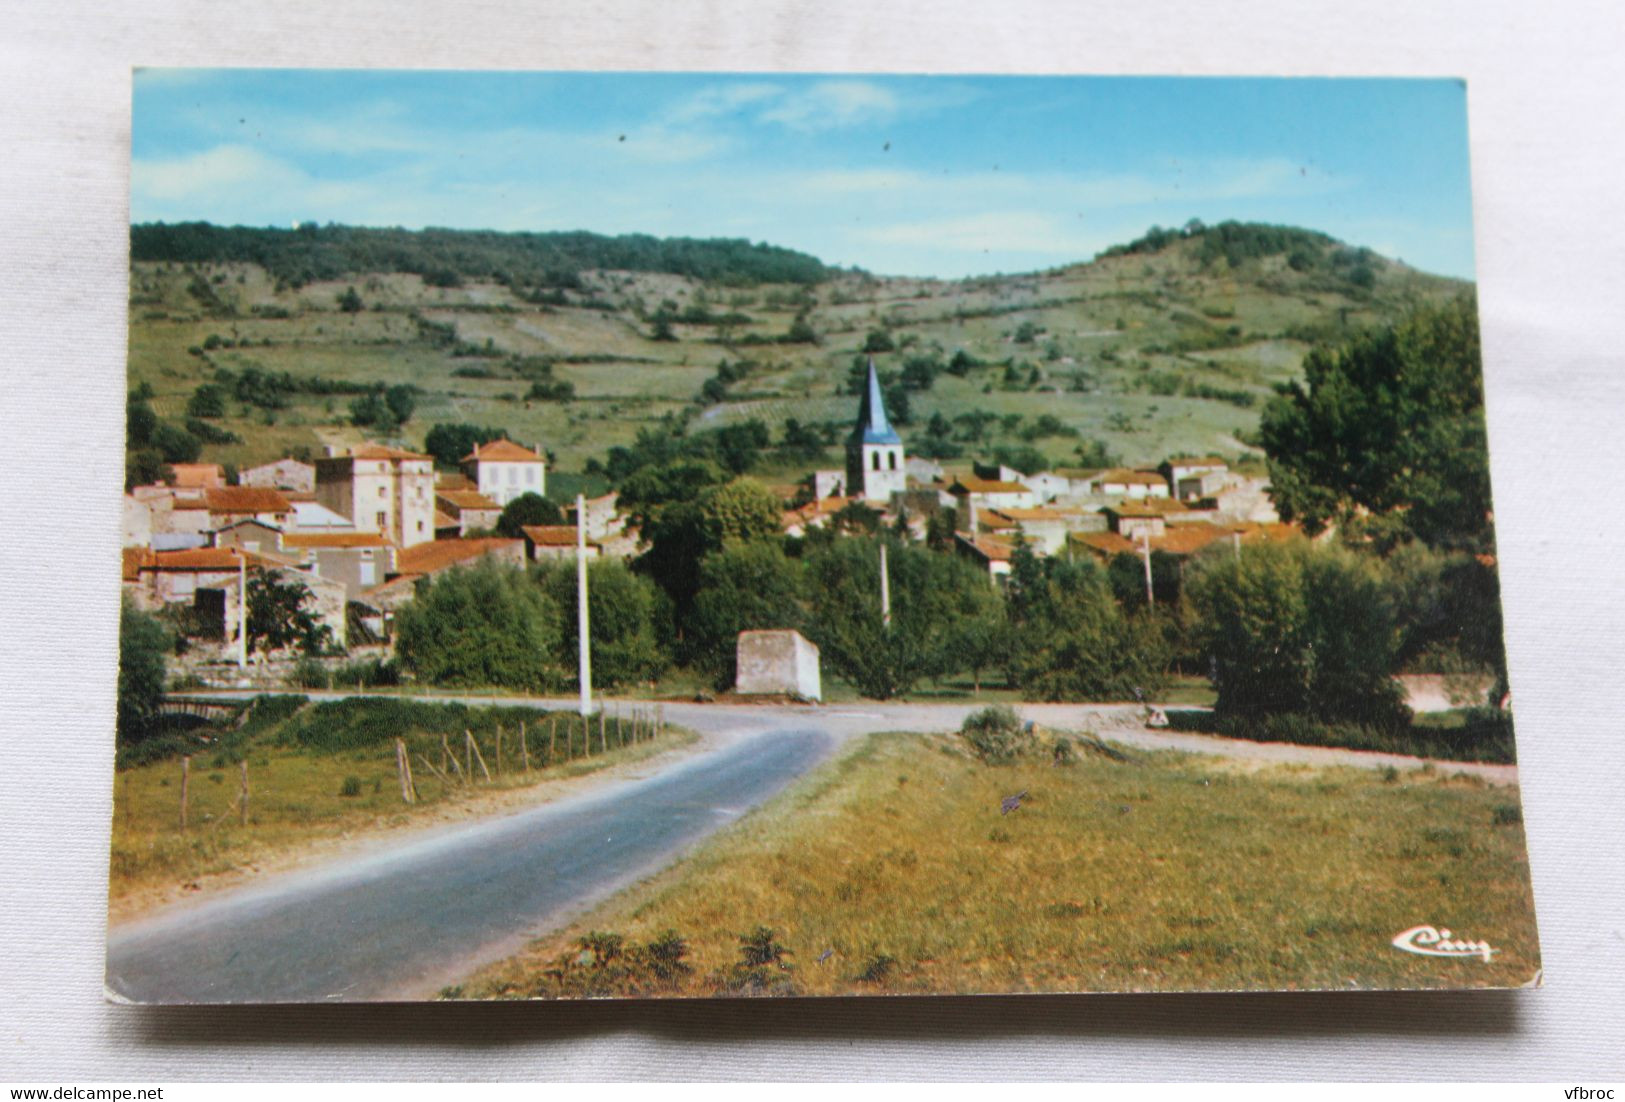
[{"left": 1391, "top": 924, "right": 1496, "bottom": 962}]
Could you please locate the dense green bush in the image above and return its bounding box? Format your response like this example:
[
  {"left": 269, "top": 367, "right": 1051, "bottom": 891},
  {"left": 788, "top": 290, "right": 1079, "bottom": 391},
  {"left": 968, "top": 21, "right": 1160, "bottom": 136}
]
[
  {"left": 1187, "top": 540, "right": 1408, "bottom": 730},
  {"left": 959, "top": 705, "right": 1032, "bottom": 764},
  {"left": 395, "top": 560, "right": 565, "bottom": 691},
  {"left": 275, "top": 697, "right": 556, "bottom": 754}
]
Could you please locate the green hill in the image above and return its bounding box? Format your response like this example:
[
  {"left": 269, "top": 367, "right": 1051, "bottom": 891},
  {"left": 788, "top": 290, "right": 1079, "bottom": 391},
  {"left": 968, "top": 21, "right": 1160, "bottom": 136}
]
[{"left": 125, "top": 220, "right": 1470, "bottom": 484}]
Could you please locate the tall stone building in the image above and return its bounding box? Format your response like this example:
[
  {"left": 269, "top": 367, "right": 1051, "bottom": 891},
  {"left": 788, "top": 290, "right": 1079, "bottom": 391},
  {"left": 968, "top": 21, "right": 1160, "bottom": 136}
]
[
  {"left": 314, "top": 444, "right": 436, "bottom": 548},
  {"left": 845, "top": 358, "right": 906, "bottom": 504}
]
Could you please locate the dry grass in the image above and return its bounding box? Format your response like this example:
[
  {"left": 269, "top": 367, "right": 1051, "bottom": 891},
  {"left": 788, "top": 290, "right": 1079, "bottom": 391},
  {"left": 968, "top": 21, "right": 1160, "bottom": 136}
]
[
  {"left": 461, "top": 730, "right": 1539, "bottom": 998},
  {"left": 109, "top": 708, "right": 696, "bottom": 914}
]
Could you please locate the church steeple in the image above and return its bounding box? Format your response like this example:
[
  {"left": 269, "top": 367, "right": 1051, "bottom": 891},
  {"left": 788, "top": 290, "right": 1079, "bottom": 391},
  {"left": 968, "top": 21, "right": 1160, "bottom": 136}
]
[
  {"left": 846, "top": 357, "right": 906, "bottom": 504},
  {"left": 851, "top": 357, "right": 902, "bottom": 446}
]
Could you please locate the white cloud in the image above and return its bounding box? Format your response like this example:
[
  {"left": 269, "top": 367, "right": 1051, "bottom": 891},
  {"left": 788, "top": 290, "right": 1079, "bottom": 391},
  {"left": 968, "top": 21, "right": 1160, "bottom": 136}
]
[
  {"left": 664, "top": 82, "right": 784, "bottom": 124},
  {"left": 757, "top": 80, "right": 901, "bottom": 131},
  {"left": 133, "top": 145, "right": 302, "bottom": 203}
]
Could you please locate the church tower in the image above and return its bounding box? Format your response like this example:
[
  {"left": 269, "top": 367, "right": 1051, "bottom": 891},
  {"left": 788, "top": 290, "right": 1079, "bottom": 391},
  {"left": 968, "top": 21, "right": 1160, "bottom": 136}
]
[{"left": 846, "top": 358, "right": 907, "bottom": 504}]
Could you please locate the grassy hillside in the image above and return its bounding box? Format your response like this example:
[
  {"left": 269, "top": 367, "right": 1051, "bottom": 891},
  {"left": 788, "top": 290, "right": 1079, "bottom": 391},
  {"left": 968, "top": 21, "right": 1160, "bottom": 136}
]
[{"left": 127, "top": 222, "right": 1470, "bottom": 480}]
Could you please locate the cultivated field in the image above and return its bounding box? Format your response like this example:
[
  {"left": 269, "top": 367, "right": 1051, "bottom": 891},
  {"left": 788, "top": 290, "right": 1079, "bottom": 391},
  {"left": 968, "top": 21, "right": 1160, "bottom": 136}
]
[{"left": 127, "top": 234, "right": 1467, "bottom": 478}]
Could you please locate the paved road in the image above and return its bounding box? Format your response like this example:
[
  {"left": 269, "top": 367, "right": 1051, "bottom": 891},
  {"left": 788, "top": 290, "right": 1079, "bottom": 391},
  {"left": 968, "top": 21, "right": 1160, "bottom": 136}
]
[
  {"left": 107, "top": 693, "right": 1517, "bottom": 1003},
  {"left": 107, "top": 726, "right": 832, "bottom": 1003}
]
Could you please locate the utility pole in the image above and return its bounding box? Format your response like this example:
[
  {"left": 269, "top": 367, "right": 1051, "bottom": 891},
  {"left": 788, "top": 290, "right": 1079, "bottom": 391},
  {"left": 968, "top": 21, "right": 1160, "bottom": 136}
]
[
  {"left": 1140, "top": 528, "right": 1155, "bottom": 607},
  {"left": 235, "top": 551, "right": 249, "bottom": 668},
  {"left": 879, "top": 541, "right": 892, "bottom": 628},
  {"left": 576, "top": 493, "right": 594, "bottom": 717}
]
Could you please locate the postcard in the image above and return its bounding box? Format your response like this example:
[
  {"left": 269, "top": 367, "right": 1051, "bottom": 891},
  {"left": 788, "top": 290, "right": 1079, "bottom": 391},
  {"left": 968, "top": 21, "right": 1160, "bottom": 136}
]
[{"left": 109, "top": 70, "right": 1537, "bottom": 1002}]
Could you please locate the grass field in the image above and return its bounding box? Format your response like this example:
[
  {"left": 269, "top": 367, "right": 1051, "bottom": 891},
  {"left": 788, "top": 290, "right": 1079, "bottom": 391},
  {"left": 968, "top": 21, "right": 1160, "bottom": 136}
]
[
  {"left": 127, "top": 234, "right": 1468, "bottom": 478},
  {"left": 110, "top": 696, "right": 694, "bottom": 911},
  {"left": 458, "top": 729, "right": 1539, "bottom": 998}
]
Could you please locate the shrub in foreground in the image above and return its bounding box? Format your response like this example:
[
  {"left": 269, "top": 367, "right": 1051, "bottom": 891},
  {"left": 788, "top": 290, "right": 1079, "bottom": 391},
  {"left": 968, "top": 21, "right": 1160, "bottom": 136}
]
[{"left": 959, "top": 705, "right": 1032, "bottom": 764}]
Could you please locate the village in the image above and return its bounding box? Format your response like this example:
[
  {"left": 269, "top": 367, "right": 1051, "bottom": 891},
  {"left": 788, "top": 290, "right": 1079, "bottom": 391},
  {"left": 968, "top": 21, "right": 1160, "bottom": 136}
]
[{"left": 121, "top": 357, "right": 1298, "bottom": 693}]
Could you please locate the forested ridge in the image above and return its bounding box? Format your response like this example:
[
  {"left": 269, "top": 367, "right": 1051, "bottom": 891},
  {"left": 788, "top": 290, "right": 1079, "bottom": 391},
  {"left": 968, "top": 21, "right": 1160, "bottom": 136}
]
[{"left": 130, "top": 222, "right": 836, "bottom": 291}]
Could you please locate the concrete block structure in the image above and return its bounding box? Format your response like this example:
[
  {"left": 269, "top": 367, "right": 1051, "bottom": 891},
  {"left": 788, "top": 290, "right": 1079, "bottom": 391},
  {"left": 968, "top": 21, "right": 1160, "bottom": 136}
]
[{"left": 735, "top": 629, "right": 822, "bottom": 702}]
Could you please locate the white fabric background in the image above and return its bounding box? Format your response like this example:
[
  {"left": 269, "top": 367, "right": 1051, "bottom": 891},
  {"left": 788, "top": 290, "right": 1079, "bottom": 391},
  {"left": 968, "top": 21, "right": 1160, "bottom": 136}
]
[{"left": 2, "top": 0, "right": 1622, "bottom": 1080}]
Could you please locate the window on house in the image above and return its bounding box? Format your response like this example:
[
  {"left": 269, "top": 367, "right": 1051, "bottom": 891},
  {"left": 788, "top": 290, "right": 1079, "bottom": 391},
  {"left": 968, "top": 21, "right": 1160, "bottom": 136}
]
[
  {"left": 376, "top": 511, "right": 387, "bottom": 529},
  {"left": 507, "top": 466, "right": 517, "bottom": 484},
  {"left": 889, "top": 451, "right": 898, "bottom": 471},
  {"left": 526, "top": 467, "right": 537, "bottom": 484},
  {"left": 416, "top": 521, "right": 424, "bottom": 533},
  {"left": 871, "top": 452, "right": 880, "bottom": 471}
]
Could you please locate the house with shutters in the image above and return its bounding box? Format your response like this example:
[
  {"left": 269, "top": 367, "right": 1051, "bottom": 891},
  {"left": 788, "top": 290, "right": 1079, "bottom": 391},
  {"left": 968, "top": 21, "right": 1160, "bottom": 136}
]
[
  {"left": 314, "top": 444, "right": 436, "bottom": 548},
  {"left": 461, "top": 439, "right": 547, "bottom": 506}
]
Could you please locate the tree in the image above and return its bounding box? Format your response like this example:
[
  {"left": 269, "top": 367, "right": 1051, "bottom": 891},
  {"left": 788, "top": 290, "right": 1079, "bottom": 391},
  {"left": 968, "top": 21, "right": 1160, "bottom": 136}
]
[
  {"left": 1260, "top": 294, "right": 1490, "bottom": 550},
  {"left": 1187, "top": 540, "right": 1408, "bottom": 728},
  {"left": 862, "top": 329, "right": 894, "bottom": 353},
  {"left": 784, "top": 312, "right": 819, "bottom": 344},
  {"left": 685, "top": 542, "right": 805, "bottom": 685},
  {"left": 803, "top": 538, "right": 980, "bottom": 699},
  {"left": 395, "top": 560, "right": 564, "bottom": 690},
  {"left": 423, "top": 422, "right": 506, "bottom": 469},
  {"left": 538, "top": 560, "right": 667, "bottom": 688},
  {"left": 337, "top": 285, "right": 364, "bottom": 313},
  {"left": 1005, "top": 555, "right": 1169, "bottom": 701},
  {"left": 496, "top": 492, "right": 563, "bottom": 538},
  {"left": 246, "top": 569, "right": 335, "bottom": 656},
  {"left": 384, "top": 384, "right": 416, "bottom": 426},
  {"left": 117, "top": 598, "right": 170, "bottom": 746},
  {"left": 186, "top": 383, "right": 227, "bottom": 419}
]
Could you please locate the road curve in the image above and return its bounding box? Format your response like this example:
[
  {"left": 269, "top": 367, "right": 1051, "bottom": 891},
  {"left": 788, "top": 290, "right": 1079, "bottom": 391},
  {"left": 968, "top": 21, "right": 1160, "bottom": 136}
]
[{"left": 107, "top": 727, "right": 832, "bottom": 1003}]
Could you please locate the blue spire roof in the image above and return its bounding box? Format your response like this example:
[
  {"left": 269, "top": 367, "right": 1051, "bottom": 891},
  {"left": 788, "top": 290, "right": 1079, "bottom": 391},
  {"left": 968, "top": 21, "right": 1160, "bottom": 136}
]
[{"left": 850, "top": 357, "right": 902, "bottom": 446}]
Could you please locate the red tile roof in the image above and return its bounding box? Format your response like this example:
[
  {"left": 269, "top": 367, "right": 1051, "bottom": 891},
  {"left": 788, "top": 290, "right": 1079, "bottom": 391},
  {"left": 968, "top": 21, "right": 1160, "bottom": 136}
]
[
  {"left": 1099, "top": 468, "right": 1169, "bottom": 487},
  {"left": 394, "top": 538, "right": 522, "bottom": 577},
  {"left": 203, "top": 487, "right": 292, "bottom": 515},
  {"left": 142, "top": 548, "right": 286, "bottom": 572},
  {"left": 1107, "top": 499, "right": 1188, "bottom": 519},
  {"left": 956, "top": 533, "right": 1018, "bottom": 562},
  {"left": 435, "top": 472, "right": 478, "bottom": 492},
  {"left": 522, "top": 525, "right": 582, "bottom": 547},
  {"left": 950, "top": 477, "right": 1031, "bottom": 495},
  {"left": 464, "top": 439, "right": 543, "bottom": 463},
  {"left": 282, "top": 532, "right": 394, "bottom": 550},
  {"left": 168, "top": 463, "right": 225, "bottom": 489},
  {"left": 347, "top": 444, "right": 431, "bottom": 462},
  {"left": 436, "top": 489, "right": 503, "bottom": 513},
  {"left": 1068, "top": 531, "right": 1138, "bottom": 557}
]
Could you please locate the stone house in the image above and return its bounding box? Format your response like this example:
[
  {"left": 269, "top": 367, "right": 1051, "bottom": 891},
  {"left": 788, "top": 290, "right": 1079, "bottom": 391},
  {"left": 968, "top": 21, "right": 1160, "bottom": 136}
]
[
  {"left": 522, "top": 524, "right": 600, "bottom": 562},
  {"left": 435, "top": 488, "right": 504, "bottom": 537},
  {"left": 240, "top": 457, "right": 316, "bottom": 494},
  {"left": 1097, "top": 468, "right": 1172, "bottom": 499},
  {"left": 204, "top": 486, "right": 294, "bottom": 530}
]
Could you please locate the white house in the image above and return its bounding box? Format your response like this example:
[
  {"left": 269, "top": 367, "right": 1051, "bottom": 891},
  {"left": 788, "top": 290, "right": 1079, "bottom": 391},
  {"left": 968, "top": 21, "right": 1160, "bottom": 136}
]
[{"left": 461, "top": 439, "right": 547, "bottom": 506}]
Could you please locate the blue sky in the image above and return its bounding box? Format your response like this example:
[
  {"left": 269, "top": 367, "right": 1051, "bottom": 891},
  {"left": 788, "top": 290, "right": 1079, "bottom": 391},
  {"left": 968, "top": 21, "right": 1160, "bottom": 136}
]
[{"left": 131, "top": 71, "right": 1477, "bottom": 280}]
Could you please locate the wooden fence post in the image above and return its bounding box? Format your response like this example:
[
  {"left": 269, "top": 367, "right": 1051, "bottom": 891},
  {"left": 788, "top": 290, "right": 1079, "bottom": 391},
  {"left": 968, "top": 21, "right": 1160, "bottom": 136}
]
[
  {"left": 495, "top": 724, "right": 504, "bottom": 776},
  {"left": 395, "top": 738, "right": 415, "bottom": 804},
  {"left": 520, "top": 720, "right": 530, "bottom": 773},
  {"left": 466, "top": 729, "right": 492, "bottom": 782},
  {"left": 599, "top": 709, "right": 606, "bottom": 755},
  {"left": 239, "top": 759, "right": 250, "bottom": 825},
  {"left": 178, "top": 756, "right": 190, "bottom": 831},
  {"left": 441, "top": 734, "right": 465, "bottom": 781},
  {"left": 549, "top": 716, "right": 558, "bottom": 763}
]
